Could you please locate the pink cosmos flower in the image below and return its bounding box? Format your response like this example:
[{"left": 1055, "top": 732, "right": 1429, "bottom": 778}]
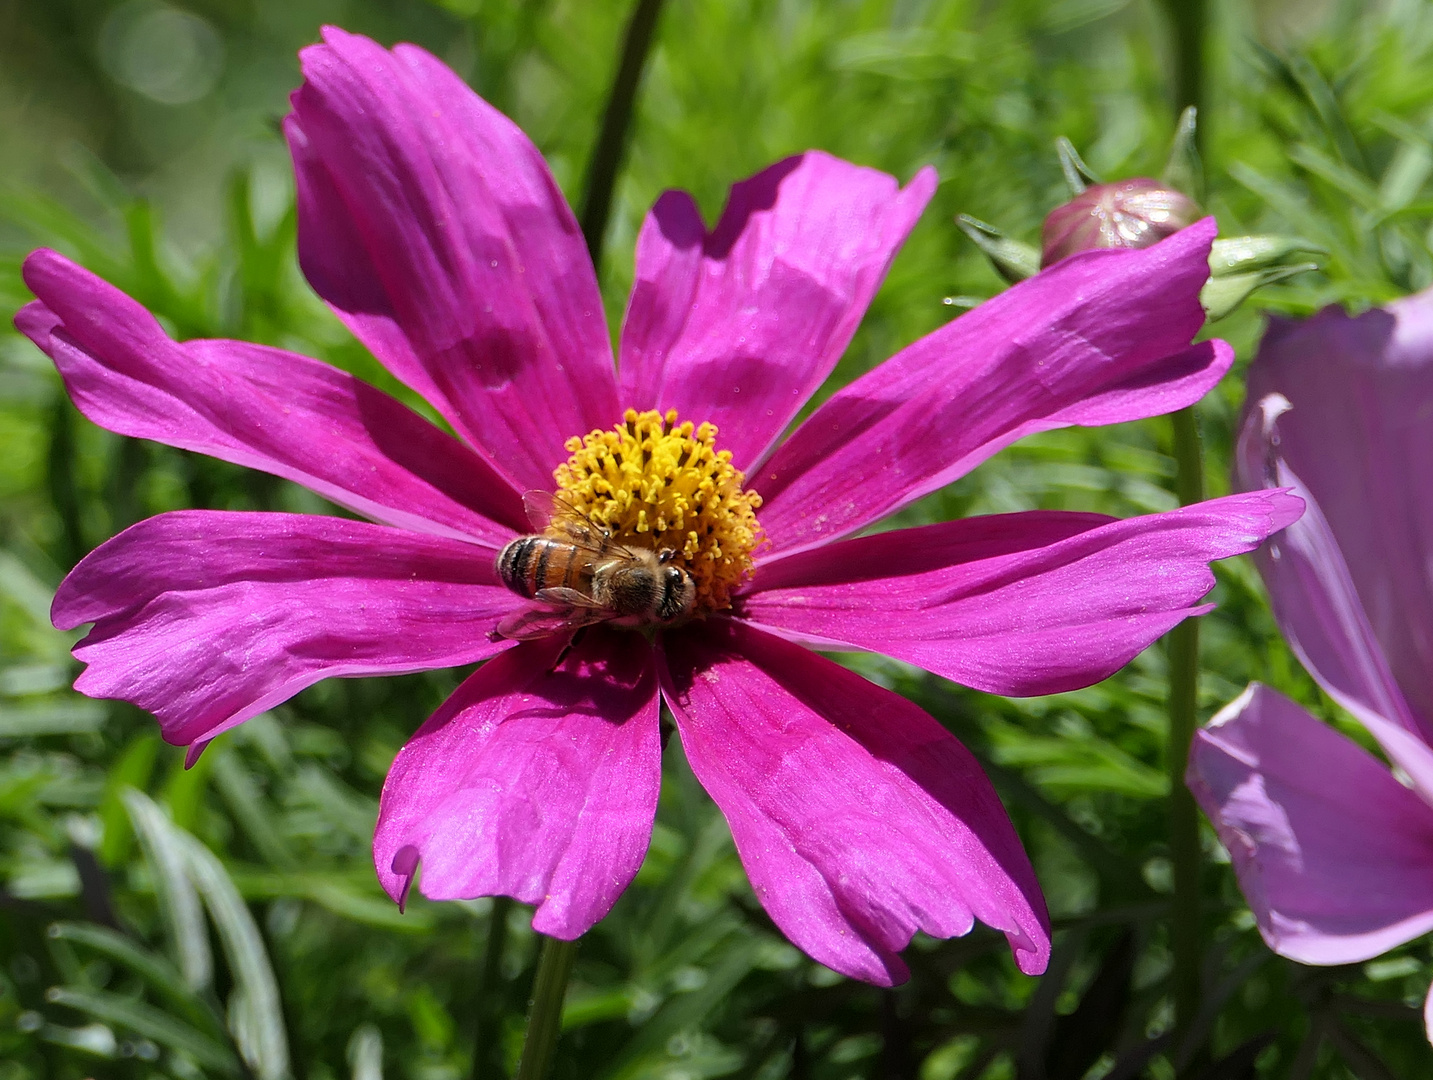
[
  {"left": 16, "top": 27, "right": 1301, "bottom": 986},
  {"left": 1187, "top": 288, "right": 1433, "bottom": 1039}
]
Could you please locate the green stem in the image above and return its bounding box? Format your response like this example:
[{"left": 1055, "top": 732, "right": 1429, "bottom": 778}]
[
  {"left": 1168, "top": 406, "right": 1204, "bottom": 1062},
  {"left": 578, "top": 0, "right": 667, "bottom": 272},
  {"left": 1160, "top": 0, "right": 1208, "bottom": 1064},
  {"left": 46, "top": 394, "right": 84, "bottom": 571},
  {"left": 514, "top": 935, "right": 579, "bottom": 1080},
  {"left": 503, "top": 7, "right": 658, "bottom": 1073},
  {"left": 471, "top": 895, "right": 513, "bottom": 1080},
  {"left": 1159, "top": 0, "right": 1208, "bottom": 159}
]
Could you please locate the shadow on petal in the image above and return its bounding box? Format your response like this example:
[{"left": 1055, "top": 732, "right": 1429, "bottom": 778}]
[
  {"left": 659, "top": 618, "right": 1049, "bottom": 986},
  {"left": 1188, "top": 683, "right": 1433, "bottom": 965},
  {"left": 374, "top": 628, "right": 661, "bottom": 938}
]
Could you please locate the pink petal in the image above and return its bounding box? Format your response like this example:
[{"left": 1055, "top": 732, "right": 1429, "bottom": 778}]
[
  {"left": 17, "top": 251, "right": 520, "bottom": 545},
  {"left": 753, "top": 220, "right": 1227, "bottom": 556},
  {"left": 658, "top": 619, "right": 1049, "bottom": 985},
  {"left": 1237, "top": 293, "right": 1433, "bottom": 742},
  {"left": 618, "top": 154, "right": 936, "bottom": 471},
  {"left": 1241, "top": 416, "right": 1424, "bottom": 742},
  {"left": 53, "top": 511, "right": 515, "bottom": 747},
  {"left": 374, "top": 628, "right": 660, "bottom": 937},
  {"left": 285, "top": 27, "right": 618, "bottom": 492},
  {"left": 740, "top": 490, "right": 1302, "bottom": 697},
  {"left": 1187, "top": 683, "right": 1433, "bottom": 965}
]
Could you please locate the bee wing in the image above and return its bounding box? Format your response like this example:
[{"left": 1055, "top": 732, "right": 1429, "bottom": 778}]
[
  {"left": 521, "top": 490, "right": 608, "bottom": 549},
  {"left": 493, "top": 604, "right": 608, "bottom": 641},
  {"left": 521, "top": 490, "right": 563, "bottom": 531},
  {"left": 534, "top": 586, "right": 605, "bottom": 609}
]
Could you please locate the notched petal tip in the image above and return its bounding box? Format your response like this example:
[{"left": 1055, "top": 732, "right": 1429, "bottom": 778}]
[
  {"left": 391, "top": 844, "right": 421, "bottom": 913},
  {"left": 309, "top": 24, "right": 358, "bottom": 57},
  {"left": 50, "top": 578, "right": 90, "bottom": 635},
  {"left": 13, "top": 299, "right": 57, "bottom": 345},
  {"left": 908, "top": 162, "right": 940, "bottom": 203},
  {"left": 1264, "top": 487, "right": 1306, "bottom": 533},
  {"left": 1001, "top": 919, "right": 1050, "bottom": 976},
  {"left": 647, "top": 189, "right": 706, "bottom": 250},
  {"left": 864, "top": 954, "right": 911, "bottom": 989},
  {"left": 19, "top": 246, "right": 66, "bottom": 293}
]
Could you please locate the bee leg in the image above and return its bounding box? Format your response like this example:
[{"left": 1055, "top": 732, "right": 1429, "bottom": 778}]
[{"left": 551, "top": 626, "right": 589, "bottom": 670}]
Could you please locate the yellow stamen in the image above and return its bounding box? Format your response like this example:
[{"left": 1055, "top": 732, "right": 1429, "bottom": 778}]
[{"left": 553, "top": 409, "right": 763, "bottom": 614}]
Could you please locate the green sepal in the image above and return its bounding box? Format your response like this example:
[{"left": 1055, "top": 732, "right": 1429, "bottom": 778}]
[
  {"left": 1208, "top": 235, "right": 1325, "bottom": 277},
  {"left": 1055, "top": 137, "right": 1100, "bottom": 196},
  {"left": 956, "top": 214, "right": 1040, "bottom": 283},
  {"left": 1161, "top": 106, "right": 1204, "bottom": 205},
  {"left": 1200, "top": 262, "right": 1319, "bottom": 322}
]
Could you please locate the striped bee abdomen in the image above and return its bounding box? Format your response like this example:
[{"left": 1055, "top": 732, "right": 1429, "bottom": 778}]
[{"left": 497, "top": 536, "right": 590, "bottom": 600}]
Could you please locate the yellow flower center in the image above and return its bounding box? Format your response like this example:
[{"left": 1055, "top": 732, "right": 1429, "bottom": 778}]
[{"left": 553, "top": 409, "right": 763, "bottom": 615}]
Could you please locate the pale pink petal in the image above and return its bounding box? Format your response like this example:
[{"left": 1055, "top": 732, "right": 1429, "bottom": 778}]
[
  {"left": 754, "top": 220, "right": 1227, "bottom": 556},
  {"left": 1358, "top": 710, "right": 1433, "bottom": 814},
  {"left": 741, "top": 490, "right": 1302, "bottom": 697},
  {"left": 1240, "top": 416, "right": 1424, "bottom": 741},
  {"left": 374, "top": 628, "right": 660, "bottom": 937},
  {"left": 1187, "top": 683, "right": 1433, "bottom": 965},
  {"left": 53, "top": 511, "right": 515, "bottom": 747},
  {"left": 286, "top": 27, "right": 618, "bottom": 492},
  {"left": 618, "top": 154, "right": 936, "bottom": 471},
  {"left": 17, "top": 251, "right": 520, "bottom": 545},
  {"left": 1237, "top": 293, "right": 1433, "bottom": 742},
  {"left": 659, "top": 619, "right": 1049, "bottom": 986}
]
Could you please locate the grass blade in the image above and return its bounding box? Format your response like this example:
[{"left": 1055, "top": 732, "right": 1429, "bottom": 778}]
[
  {"left": 47, "top": 922, "right": 224, "bottom": 1037},
  {"left": 178, "top": 830, "right": 290, "bottom": 1080},
  {"left": 349, "top": 1024, "right": 384, "bottom": 1080},
  {"left": 121, "top": 789, "right": 212, "bottom": 992},
  {"left": 45, "top": 985, "right": 238, "bottom": 1073}
]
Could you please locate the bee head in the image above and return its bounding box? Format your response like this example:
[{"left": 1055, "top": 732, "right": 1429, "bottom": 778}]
[{"left": 657, "top": 562, "right": 697, "bottom": 622}]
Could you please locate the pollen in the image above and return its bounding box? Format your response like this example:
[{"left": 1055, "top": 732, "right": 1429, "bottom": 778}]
[{"left": 553, "top": 409, "right": 763, "bottom": 614}]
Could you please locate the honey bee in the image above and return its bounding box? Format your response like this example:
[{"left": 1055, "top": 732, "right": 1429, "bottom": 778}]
[{"left": 493, "top": 491, "right": 697, "bottom": 640}]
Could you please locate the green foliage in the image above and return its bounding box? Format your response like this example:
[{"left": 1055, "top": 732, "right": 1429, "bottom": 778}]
[{"left": 3, "top": 1, "right": 1433, "bottom": 1078}]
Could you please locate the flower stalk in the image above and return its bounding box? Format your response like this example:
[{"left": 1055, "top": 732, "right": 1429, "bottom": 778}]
[
  {"left": 515, "top": 935, "right": 579, "bottom": 1080},
  {"left": 1167, "top": 406, "right": 1204, "bottom": 1057},
  {"left": 578, "top": 0, "right": 667, "bottom": 273},
  {"left": 1158, "top": 0, "right": 1209, "bottom": 1059},
  {"left": 506, "top": 2, "right": 664, "bottom": 1067},
  {"left": 1160, "top": 0, "right": 1207, "bottom": 161},
  {"left": 471, "top": 895, "right": 512, "bottom": 1079}
]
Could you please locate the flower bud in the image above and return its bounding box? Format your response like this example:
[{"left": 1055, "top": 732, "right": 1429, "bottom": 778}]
[{"left": 1040, "top": 179, "right": 1201, "bottom": 267}]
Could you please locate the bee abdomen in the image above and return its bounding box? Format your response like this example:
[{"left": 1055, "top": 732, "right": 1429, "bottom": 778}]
[
  {"left": 497, "top": 536, "right": 542, "bottom": 598},
  {"left": 497, "top": 536, "right": 582, "bottom": 599}
]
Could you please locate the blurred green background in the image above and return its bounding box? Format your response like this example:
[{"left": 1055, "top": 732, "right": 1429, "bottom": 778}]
[{"left": 4, "top": 0, "right": 1433, "bottom": 1078}]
